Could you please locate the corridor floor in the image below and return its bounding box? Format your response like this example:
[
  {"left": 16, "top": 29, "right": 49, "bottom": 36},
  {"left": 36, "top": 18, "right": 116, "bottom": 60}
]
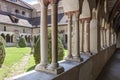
[{"left": 96, "top": 49, "right": 120, "bottom": 80}]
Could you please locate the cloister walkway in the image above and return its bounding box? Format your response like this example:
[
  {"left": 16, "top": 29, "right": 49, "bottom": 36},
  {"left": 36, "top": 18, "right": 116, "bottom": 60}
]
[{"left": 96, "top": 49, "right": 120, "bottom": 80}]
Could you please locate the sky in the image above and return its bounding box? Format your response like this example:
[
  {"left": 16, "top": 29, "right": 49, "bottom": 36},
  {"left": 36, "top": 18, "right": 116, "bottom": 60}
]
[{"left": 23, "top": 0, "right": 38, "bottom": 5}]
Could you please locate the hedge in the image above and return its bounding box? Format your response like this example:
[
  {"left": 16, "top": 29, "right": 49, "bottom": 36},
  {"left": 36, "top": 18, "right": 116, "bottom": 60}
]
[
  {"left": 18, "top": 36, "right": 27, "bottom": 47},
  {"left": 0, "top": 36, "right": 6, "bottom": 68}
]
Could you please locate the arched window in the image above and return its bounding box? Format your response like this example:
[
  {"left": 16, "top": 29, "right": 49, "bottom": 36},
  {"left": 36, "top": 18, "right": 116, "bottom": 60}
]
[
  {"left": 4, "top": 26, "right": 6, "bottom": 31},
  {"left": 11, "top": 35, "right": 13, "bottom": 43},
  {"left": 22, "top": 11, "right": 25, "bottom": 15},
  {"left": 6, "top": 34, "right": 10, "bottom": 43},
  {"left": 15, "top": 9, "right": 19, "bottom": 13}
]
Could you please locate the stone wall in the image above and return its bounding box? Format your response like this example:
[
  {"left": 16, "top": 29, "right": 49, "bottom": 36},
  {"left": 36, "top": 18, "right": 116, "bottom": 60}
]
[
  {"left": 0, "top": 0, "right": 32, "bottom": 18},
  {"left": 13, "top": 45, "right": 116, "bottom": 80},
  {"left": 0, "top": 24, "right": 32, "bottom": 34},
  {"left": 53, "top": 45, "right": 116, "bottom": 80}
]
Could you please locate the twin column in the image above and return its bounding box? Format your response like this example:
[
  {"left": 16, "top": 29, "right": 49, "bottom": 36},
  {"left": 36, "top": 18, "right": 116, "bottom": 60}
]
[
  {"left": 36, "top": 1, "right": 64, "bottom": 74},
  {"left": 65, "top": 12, "right": 83, "bottom": 61},
  {"left": 80, "top": 18, "right": 91, "bottom": 55}
]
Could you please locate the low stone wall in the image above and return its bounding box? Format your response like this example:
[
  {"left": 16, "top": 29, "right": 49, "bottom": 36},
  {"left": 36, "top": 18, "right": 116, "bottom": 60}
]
[
  {"left": 13, "top": 45, "right": 116, "bottom": 80},
  {"left": 53, "top": 45, "right": 116, "bottom": 80}
]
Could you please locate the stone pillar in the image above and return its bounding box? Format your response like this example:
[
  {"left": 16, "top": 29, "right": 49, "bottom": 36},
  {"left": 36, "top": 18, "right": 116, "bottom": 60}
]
[
  {"left": 65, "top": 12, "right": 73, "bottom": 60},
  {"left": 85, "top": 19, "right": 91, "bottom": 54},
  {"left": 80, "top": 19, "right": 85, "bottom": 53},
  {"left": 101, "top": 27, "right": 104, "bottom": 49},
  {"left": 10, "top": 36, "right": 11, "bottom": 43},
  {"left": 35, "top": 1, "right": 48, "bottom": 70},
  {"left": 51, "top": 3, "right": 58, "bottom": 69},
  {"left": 109, "top": 27, "right": 112, "bottom": 46},
  {"left": 104, "top": 28, "right": 107, "bottom": 47},
  {"left": 47, "top": 2, "right": 64, "bottom": 74},
  {"left": 73, "top": 12, "right": 82, "bottom": 61}
]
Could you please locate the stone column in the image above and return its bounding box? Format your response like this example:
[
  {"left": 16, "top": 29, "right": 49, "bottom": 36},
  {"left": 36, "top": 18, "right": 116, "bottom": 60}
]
[
  {"left": 35, "top": 1, "right": 48, "bottom": 70},
  {"left": 85, "top": 19, "right": 91, "bottom": 54},
  {"left": 109, "top": 26, "right": 112, "bottom": 46},
  {"left": 73, "top": 12, "right": 82, "bottom": 61},
  {"left": 104, "top": 28, "right": 107, "bottom": 47},
  {"left": 51, "top": 3, "right": 58, "bottom": 69},
  {"left": 48, "top": 2, "right": 64, "bottom": 74},
  {"left": 101, "top": 27, "right": 104, "bottom": 49},
  {"left": 65, "top": 12, "right": 73, "bottom": 60},
  {"left": 80, "top": 19, "right": 85, "bottom": 53},
  {"left": 10, "top": 36, "right": 11, "bottom": 43}
]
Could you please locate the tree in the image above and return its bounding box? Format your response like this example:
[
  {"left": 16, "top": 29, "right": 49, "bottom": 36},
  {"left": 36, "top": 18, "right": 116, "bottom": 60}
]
[{"left": 18, "top": 36, "right": 27, "bottom": 47}]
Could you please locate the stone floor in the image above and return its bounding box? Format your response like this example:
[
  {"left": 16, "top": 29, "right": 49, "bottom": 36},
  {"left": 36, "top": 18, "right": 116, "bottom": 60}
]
[{"left": 96, "top": 49, "right": 120, "bottom": 80}]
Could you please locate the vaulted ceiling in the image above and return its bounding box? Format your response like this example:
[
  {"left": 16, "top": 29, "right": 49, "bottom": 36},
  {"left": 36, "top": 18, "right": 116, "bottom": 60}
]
[{"left": 108, "top": 0, "right": 120, "bottom": 33}]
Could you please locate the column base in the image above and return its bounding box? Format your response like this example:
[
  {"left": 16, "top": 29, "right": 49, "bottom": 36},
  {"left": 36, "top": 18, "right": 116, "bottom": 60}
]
[
  {"left": 35, "top": 63, "right": 48, "bottom": 71},
  {"left": 47, "top": 64, "right": 64, "bottom": 74},
  {"left": 72, "top": 56, "right": 83, "bottom": 62},
  {"left": 87, "top": 51, "right": 93, "bottom": 55},
  {"left": 104, "top": 45, "right": 108, "bottom": 48},
  {"left": 35, "top": 63, "right": 64, "bottom": 75},
  {"left": 65, "top": 56, "right": 83, "bottom": 62},
  {"left": 64, "top": 55, "right": 73, "bottom": 61}
]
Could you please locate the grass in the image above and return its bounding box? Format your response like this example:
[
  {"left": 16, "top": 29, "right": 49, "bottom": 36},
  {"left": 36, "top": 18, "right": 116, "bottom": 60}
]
[
  {"left": 64, "top": 49, "right": 68, "bottom": 57},
  {"left": 0, "top": 47, "right": 67, "bottom": 80},
  {"left": 25, "top": 55, "right": 36, "bottom": 72},
  {"left": 0, "top": 47, "right": 30, "bottom": 80}
]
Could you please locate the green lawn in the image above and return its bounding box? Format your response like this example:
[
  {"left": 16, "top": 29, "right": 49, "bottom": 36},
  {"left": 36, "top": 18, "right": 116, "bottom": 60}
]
[
  {"left": 25, "top": 55, "right": 35, "bottom": 72},
  {"left": 0, "top": 47, "right": 67, "bottom": 80},
  {"left": 0, "top": 47, "right": 30, "bottom": 80}
]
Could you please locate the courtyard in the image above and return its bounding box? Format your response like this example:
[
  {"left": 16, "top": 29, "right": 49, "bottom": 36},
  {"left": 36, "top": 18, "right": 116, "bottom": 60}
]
[
  {"left": 0, "top": 47, "right": 32, "bottom": 80},
  {"left": 0, "top": 47, "right": 67, "bottom": 80}
]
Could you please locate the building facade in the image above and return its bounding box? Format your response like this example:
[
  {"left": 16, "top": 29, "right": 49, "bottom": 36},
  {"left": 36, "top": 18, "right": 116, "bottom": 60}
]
[{"left": 0, "top": 0, "right": 67, "bottom": 47}]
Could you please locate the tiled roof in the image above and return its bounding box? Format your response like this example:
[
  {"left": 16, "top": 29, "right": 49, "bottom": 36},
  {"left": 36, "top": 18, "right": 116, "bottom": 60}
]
[
  {"left": 31, "top": 13, "right": 67, "bottom": 27},
  {"left": 0, "top": 14, "right": 12, "bottom": 24},
  {"left": 0, "top": 13, "right": 32, "bottom": 27}
]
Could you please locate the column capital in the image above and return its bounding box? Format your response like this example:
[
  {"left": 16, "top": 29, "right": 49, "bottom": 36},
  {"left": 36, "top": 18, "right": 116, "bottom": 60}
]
[
  {"left": 40, "top": 0, "right": 50, "bottom": 7},
  {"left": 85, "top": 18, "right": 90, "bottom": 23},
  {"left": 79, "top": 19, "right": 85, "bottom": 23},
  {"left": 100, "top": 27, "right": 105, "bottom": 30},
  {"left": 74, "top": 11, "right": 80, "bottom": 18},
  {"left": 80, "top": 17, "right": 90, "bottom": 23},
  {"left": 65, "top": 12, "right": 73, "bottom": 19},
  {"left": 49, "top": 0, "right": 59, "bottom": 4}
]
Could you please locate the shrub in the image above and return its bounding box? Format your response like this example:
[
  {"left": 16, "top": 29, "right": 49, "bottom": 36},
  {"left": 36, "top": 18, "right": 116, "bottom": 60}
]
[
  {"left": 18, "top": 36, "right": 27, "bottom": 47},
  {"left": 34, "top": 30, "right": 64, "bottom": 64},
  {"left": 0, "top": 36, "right": 6, "bottom": 68}
]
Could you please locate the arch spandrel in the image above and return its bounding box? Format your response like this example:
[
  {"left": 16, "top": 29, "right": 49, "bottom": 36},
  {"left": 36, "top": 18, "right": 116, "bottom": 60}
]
[
  {"left": 80, "top": 0, "right": 91, "bottom": 19},
  {"left": 62, "top": 0, "right": 79, "bottom": 13}
]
